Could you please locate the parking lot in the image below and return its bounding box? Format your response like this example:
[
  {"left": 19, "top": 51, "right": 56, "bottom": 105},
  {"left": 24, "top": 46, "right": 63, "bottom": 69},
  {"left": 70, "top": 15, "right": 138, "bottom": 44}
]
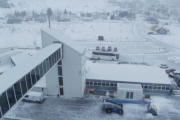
[{"left": 4, "top": 95, "right": 180, "bottom": 120}]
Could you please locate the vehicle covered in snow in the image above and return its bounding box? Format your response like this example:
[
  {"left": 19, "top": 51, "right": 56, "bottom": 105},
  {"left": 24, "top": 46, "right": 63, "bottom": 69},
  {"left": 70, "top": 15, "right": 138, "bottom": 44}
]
[
  {"left": 22, "top": 91, "right": 45, "bottom": 103},
  {"left": 159, "top": 64, "right": 168, "bottom": 69},
  {"left": 156, "top": 27, "right": 169, "bottom": 35}
]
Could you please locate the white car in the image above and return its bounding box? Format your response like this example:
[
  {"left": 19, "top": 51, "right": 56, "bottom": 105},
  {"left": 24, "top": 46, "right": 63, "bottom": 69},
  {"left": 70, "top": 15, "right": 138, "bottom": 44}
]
[
  {"left": 159, "top": 64, "right": 168, "bottom": 69},
  {"left": 22, "top": 91, "right": 45, "bottom": 103}
]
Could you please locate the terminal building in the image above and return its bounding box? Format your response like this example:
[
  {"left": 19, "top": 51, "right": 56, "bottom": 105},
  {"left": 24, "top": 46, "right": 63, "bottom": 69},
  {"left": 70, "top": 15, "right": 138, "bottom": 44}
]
[{"left": 0, "top": 29, "right": 174, "bottom": 119}]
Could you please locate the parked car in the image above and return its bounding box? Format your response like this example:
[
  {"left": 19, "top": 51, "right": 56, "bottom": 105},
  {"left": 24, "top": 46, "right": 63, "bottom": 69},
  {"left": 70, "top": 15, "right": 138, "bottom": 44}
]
[
  {"left": 159, "top": 64, "right": 168, "bottom": 69},
  {"left": 156, "top": 27, "right": 169, "bottom": 35},
  {"left": 22, "top": 91, "right": 45, "bottom": 103},
  {"left": 147, "top": 32, "right": 155, "bottom": 35}
]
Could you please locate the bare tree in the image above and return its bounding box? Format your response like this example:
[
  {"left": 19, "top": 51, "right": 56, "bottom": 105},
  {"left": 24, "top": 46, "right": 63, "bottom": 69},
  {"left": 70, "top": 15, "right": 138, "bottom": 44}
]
[{"left": 47, "top": 8, "right": 53, "bottom": 28}]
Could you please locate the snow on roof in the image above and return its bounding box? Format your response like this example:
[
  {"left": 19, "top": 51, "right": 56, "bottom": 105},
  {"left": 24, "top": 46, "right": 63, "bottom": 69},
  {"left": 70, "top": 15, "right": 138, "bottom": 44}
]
[
  {"left": 0, "top": 44, "right": 61, "bottom": 95},
  {"left": 86, "top": 61, "right": 171, "bottom": 85},
  {"left": 41, "top": 28, "right": 85, "bottom": 55}
]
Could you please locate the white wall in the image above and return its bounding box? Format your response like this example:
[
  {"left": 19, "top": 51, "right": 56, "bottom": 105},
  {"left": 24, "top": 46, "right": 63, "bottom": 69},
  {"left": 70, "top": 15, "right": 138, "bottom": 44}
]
[
  {"left": 62, "top": 45, "right": 85, "bottom": 98},
  {"left": 117, "top": 88, "right": 144, "bottom": 100},
  {"left": 41, "top": 30, "right": 86, "bottom": 98},
  {"left": 46, "top": 64, "right": 60, "bottom": 96}
]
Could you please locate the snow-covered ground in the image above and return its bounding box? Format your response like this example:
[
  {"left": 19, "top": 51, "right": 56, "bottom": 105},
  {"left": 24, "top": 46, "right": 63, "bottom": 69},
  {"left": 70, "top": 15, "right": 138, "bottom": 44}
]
[
  {"left": 5, "top": 95, "right": 180, "bottom": 120},
  {"left": 1, "top": 0, "right": 180, "bottom": 119}
]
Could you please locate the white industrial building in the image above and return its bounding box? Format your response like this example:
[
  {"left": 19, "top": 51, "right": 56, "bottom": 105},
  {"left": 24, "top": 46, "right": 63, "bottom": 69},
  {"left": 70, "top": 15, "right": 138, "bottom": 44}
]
[
  {"left": 85, "top": 61, "right": 173, "bottom": 95},
  {"left": 0, "top": 28, "right": 174, "bottom": 119}
]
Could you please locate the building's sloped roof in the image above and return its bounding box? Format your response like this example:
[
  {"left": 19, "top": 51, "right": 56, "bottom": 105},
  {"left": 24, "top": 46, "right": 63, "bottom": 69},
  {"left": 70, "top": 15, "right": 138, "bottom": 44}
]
[
  {"left": 41, "top": 28, "right": 85, "bottom": 55},
  {"left": 0, "top": 44, "right": 61, "bottom": 95},
  {"left": 86, "top": 61, "right": 171, "bottom": 85}
]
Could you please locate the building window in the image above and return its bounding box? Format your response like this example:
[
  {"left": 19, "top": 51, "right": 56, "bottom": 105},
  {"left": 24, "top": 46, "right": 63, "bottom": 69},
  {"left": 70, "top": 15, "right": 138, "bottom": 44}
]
[
  {"left": 14, "top": 82, "right": 22, "bottom": 101},
  {"left": 54, "top": 51, "right": 57, "bottom": 62},
  {"left": 7, "top": 87, "right": 16, "bottom": 107},
  {"left": 162, "top": 86, "right": 166, "bottom": 90},
  {"left": 130, "top": 92, "right": 133, "bottom": 99},
  {"left": 102, "top": 82, "right": 105, "bottom": 86},
  {"left": 166, "top": 86, "right": 170, "bottom": 90},
  {"left": 37, "top": 64, "right": 42, "bottom": 78},
  {"left": 46, "top": 58, "right": 50, "bottom": 70},
  {"left": 43, "top": 61, "right": 47, "bottom": 74},
  {"left": 53, "top": 53, "right": 56, "bottom": 64},
  {"left": 58, "top": 60, "right": 62, "bottom": 66},
  {"left": 86, "top": 81, "right": 89, "bottom": 85},
  {"left": 25, "top": 73, "right": 32, "bottom": 90},
  {"left": 153, "top": 85, "right": 157, "bottom": 90},
  {"left": 157, "top": 86, "right": 161, "bottom": 90},
  {"left": 94, "top": 82, "right": 97, "bottom": 86},
  {"left": 35, "top": 66, "right": 40, "bottom": 80},
  {"left": 58, "top": 49, "right": 61, "bottom": 59},
  {"left": 20, "top": 77, "right": 27, "bottom": 95},
  {"left": 30, "top": 69, "right": 37, "bottom": 85},
  {"left": 126, "top": 92, "right": 133, "bottom": 99},
  {"left": 40, "top": 63, "right": 44, "bottom": 77},
  {"left": 105, "top": 82, "right": 109, "bottom": 86},
  {"left": 48, "top": 57, "right": 52, "bottom": 68},
  {"left": 58, "top": 66, "right": 62, "bottom": 76},
  {"left": 126, "top": 92, "right": 129, "bottom": 99},
  {"left": 114, "top": 83, "right": 117, "bottom": 87},
  {"left": 0, "top": 92, "right": 9, "bottom": 115},
  {"left": 148, "top": 85, "right": 152, "bottom": 89},
  {"left": 60, "top": 88, "right": 64, "bottom": 95},
  {"left": 90, "top": 82, "right": 93, "bottom": 86},
  {"left": 98, "top": 82, "right": 101, "bottom": 86},
  {"left": 59, "top": 77, "right": 63, "bottom": 86}
]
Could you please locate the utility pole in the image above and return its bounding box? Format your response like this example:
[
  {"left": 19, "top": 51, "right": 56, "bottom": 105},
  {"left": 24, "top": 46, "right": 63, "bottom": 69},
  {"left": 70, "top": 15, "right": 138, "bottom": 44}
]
[{"left": 47, "top": 8, "right": 53, "bottom": 28}]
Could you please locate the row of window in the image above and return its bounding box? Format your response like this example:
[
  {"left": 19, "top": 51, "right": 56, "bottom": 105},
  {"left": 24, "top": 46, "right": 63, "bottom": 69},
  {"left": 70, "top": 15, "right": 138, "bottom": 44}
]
[
  {"left": 142, "top": 84, "right": 170, "bottom": 91},
  {"left": 86, "top": 81, "right": 117, "bottom": 87},
  {"left": 0, "top": 48, "right": 62, "bottom": 118},
  {"left": 86, "top": 81, "right": 171, "bottom": 92},
  {"left": 58, "top": 61, "right": 64, "bottom": 96}
]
